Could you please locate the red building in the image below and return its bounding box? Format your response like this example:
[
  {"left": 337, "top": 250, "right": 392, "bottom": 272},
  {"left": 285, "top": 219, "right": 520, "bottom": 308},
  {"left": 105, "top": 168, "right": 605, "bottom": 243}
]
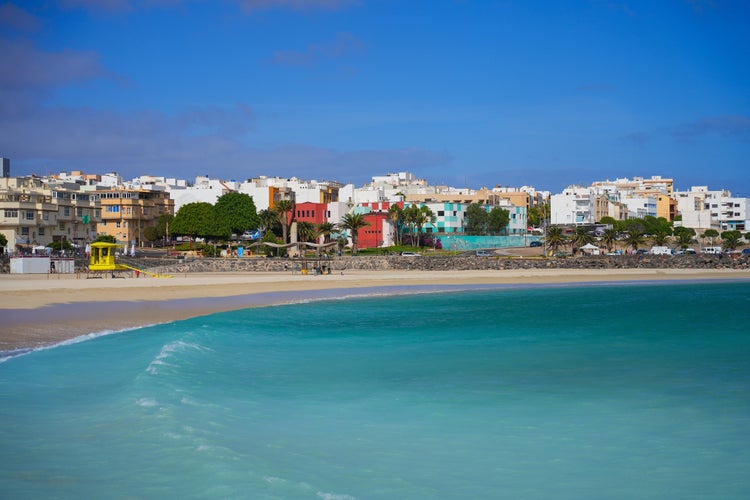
[
  {"left": 355, "top": 202, "right": 404, "bottom": 249},
  {"left": 358, "top": 212, "right": 391, "bottom": 249},
  {"left": 294, "top": 202, "right": 327, "bottom": 225}
]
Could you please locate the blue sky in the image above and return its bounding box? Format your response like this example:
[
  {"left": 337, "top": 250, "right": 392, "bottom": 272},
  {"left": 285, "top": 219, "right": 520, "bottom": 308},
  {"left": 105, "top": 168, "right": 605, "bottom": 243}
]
[{"left": 1, "top": 0, "right": 748, "bottom": 194}]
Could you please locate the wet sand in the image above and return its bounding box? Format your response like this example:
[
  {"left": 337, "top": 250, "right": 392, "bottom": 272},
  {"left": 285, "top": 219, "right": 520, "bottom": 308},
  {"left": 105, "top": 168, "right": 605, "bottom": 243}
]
[{"left": 2, "top": 268, "right": 749, "bottom": 352}]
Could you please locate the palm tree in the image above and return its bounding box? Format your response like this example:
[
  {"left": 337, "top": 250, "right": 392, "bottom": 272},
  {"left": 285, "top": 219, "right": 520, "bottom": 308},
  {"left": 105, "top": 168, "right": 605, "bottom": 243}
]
[
  {"left": 623, "top": 230, "right": 646, "bottom": 253},
  {"left": 274, "top": 199, "right": 294, "bottom": 244},
  {"left": 545, "top": 226, "right": 567, "bottom": 256},
  {"left": 388, "top": 204, "right": 404, "bottom": 246},
  {"left": 316, "top": 222, "right": 335, "bottom": 244},
  {"left": 257, "top": 209, "right": 278, "bottom": 237},
  {"left": 412, "top": 205, "right": 436, "bottom": 247},
  {"left": 721, "top": 230, "right": 742, "bottom": 251},
  {"left": 338, "top": 213, "right": 369, "bottom": 254},
  {"left": 297, "top": 221, "right": 316, "bottom": 243},
  {"left": 571, "top": 227, "right": 594, "bottom": 254},
  {"left": 601, "top": 228, "right": 620, "bottom": 253},
  {"left": 674, "top": 226, "right": 696, "bottom": 250}
]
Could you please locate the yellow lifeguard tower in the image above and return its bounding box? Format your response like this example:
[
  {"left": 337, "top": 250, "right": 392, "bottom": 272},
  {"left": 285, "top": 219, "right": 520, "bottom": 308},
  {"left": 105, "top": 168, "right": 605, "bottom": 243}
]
[
  {"left": 88, "top": 241, "right": 171, "bottom": 278},
  {"left": 89, "top": 242, "right": 119, "bottom": 271}
]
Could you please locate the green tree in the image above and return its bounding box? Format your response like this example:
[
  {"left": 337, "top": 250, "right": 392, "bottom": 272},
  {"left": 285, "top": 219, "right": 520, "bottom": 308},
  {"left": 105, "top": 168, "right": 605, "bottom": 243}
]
[
  {"left": 673, "top": 226, "right": 696, "bottom": 249},
  {"left": 156, "top": 213, "right": 173, "bottom": 242},
  {"left": 464, "top": 203, "right": 488, "bottom": 235},
  {"left": 545, "top": 226, "right": 567, "bottom": 255},
  {"left": 488, "top": 207, "right": 510, "bottom": 235},
  {"left": 409, "top": 205, "right": 436, "bottom": 247},
  {"left": 702, "top": 229, "right": 719, "bottom": 246},
  {"left": 721, "top": 230, "right": 743, "bottom": 251},
  {"left": 527, "top": 203, "right": 549, "bottom": 228},
  {"left": 275, "top": 199, "right": 294, "bottom": 244},
  {"left": 260, "top": 231, "right": 284, "bottom": 257},
  {"left": 94, "top": 235, "right": 117, "bottom": 243},
  {"left": 644, "top": 216, "right": 672, "bottom": 246},
  {"left": 214, "top": 192, "right": 259, "bottom": 237},
  {"left": 143, "top": 226, "right": 159, "bottom": 243},
  {"left": 338, "top": 213, "right": 369, "bottom": 254},
  {"left": 171, "top": 202, "right": 219, "bottom": 241},
  {"left": 0, "top": 233, "right": 7, "bottom": 251},
  {"left": 599, "top": 216, "right": 617, "bottom": 226}
]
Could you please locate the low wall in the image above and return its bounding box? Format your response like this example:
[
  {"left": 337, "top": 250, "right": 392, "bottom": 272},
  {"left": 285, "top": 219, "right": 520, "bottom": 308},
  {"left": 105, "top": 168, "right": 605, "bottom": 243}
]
[
  {"left": 2, "top": 253, "right": 748, "bottom": 275},
  {"left": 135, "top": 253, "right": 749, "bottom": 275}
]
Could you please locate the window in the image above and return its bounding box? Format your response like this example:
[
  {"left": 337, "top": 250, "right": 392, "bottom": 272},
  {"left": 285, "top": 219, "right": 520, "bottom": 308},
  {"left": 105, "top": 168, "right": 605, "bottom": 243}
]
[
  {"left": 437, "top": 211, "right": 444, "bottom": 216},
  {"left": 42, "top": 212, "right": 49, "bottom": 221},
  {"left": 39, "top": 228, "right": 45, "bottom": 236},
  {"left": 116, "top": 222, "right": 121, "bottom": 228},
  {"left": 76, "top": 208, "right": 83, "bottom": 216},
  {"left": 4, "top": 209, "right": 18, "bottom": 218},
  {"left": 59, "top": 222, "right": 65, "bottom": 231},
  {"left": 107, "top": 205, "right": 120, "bottom": 213},
  {"left": 63, "top": 206, "right": 70, "bottom": 216},
  {"left": 21, "top": 227, "right": 29, "bottom": 236},
  {"left": 26, "top": 211, "right": 34, "bottom": 220}
]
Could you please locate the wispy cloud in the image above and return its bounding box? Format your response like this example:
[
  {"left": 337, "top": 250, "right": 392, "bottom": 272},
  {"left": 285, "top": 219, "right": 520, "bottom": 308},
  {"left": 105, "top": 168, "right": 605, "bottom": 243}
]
[
  {"left": 673, "top": 115, "right": 750, "bottom": 142},
  {"left": 0, "top": 38, "right": 118, "bottom": 90},
  {"left": 270, "top": 32, "right": 364, "bottom": 67},
  {"left": 0, "top": 2, "right": 41, "bottom": 32}
]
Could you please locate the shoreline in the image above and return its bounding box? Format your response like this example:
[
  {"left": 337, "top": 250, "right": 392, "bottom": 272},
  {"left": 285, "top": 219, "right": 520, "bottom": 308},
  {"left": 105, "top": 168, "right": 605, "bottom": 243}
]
[{"left": 2, "top": 268, "right": 749, "bottom": 353}]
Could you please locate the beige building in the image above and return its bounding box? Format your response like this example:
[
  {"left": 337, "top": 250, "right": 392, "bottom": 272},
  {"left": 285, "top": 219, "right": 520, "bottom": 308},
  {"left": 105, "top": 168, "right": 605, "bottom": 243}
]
[
  {"left": 96, "top": 188, "right": 174, "bottom": 246},
  {"left": 0, "top": 176, "right": 100, "bottom": 252}
]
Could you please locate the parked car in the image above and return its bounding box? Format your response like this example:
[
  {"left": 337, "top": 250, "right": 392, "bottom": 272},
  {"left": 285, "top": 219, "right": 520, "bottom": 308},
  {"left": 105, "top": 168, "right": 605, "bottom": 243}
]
[
  {"left": 529, "top": 241, "right": 543, "bottom": 247},
  {"left": 743, "top": 248, "right": 750, "bottom": 254},
  {"left": 400, "top": 251, "right": 421, "bottom": 257},
  {"left": 475, "top": 250, "right": 493, "bottom": 257}
]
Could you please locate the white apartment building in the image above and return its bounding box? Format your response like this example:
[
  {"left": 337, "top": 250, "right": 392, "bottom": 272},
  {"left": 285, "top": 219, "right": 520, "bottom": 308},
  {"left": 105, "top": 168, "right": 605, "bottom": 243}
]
[
  {"left": 550, "top": 187, "right": 597, "bottom": 225},
  {"left": 675, "top": 186, "right": 749, "bottom": 232},
  {"left": 167, "top": 176, "right": 237, "bottom": 212}
]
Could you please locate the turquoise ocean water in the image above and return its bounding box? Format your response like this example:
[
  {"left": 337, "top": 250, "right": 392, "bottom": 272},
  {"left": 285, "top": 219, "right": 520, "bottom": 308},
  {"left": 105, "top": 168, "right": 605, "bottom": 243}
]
[{"left": 2, "top": 281, "right": 750, "bottom": 498}]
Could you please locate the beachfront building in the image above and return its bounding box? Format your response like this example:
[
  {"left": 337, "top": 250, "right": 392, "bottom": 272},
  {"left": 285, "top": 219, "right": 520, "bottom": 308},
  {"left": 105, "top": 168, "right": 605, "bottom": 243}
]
[
  {"left": 96, "top": 188, "right": 174, "bottom": 247},
  {"left": 294, "top": 202, "right": 327, "bottom": 226},
  {"left": 674, "top": 186, "right": 749, "bottom": 232},
  {"left": 239, "top": 176, "right": 341, "bottom": 212},
  {"left": 166, "top": 175, "right": 238, "bottom": 213},
  {"left": 550, "top": 187, "right": 608, "bottom": 225},
  {"left": 0, "top": 176, "right": 101, "bottom": 252}
]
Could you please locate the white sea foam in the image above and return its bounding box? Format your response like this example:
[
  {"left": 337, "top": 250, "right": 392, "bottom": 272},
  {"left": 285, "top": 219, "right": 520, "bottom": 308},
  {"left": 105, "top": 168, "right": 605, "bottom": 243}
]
[
  {"left": 0, "top": 325, "right": 152, "bottom": 364},
  {"left": 317, "top": 492, "right": 356, "bottom": 500},
  {"left": 146, "top": 340, "right": 210, "bottom": 374},
  {"left": 136, "top": 397, "right": 158, "bottom": 407}
]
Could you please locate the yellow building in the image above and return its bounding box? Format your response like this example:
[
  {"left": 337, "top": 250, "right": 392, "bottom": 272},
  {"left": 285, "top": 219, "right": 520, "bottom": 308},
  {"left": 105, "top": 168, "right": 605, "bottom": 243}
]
[{"left": 96, "top": 189, "right": 174, "bottom": 245}]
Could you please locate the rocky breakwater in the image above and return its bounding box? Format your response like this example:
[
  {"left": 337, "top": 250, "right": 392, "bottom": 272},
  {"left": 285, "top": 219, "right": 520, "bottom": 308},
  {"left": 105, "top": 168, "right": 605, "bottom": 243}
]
[{"left": 146, "top": 252, "right": 750, "bottom": 275}]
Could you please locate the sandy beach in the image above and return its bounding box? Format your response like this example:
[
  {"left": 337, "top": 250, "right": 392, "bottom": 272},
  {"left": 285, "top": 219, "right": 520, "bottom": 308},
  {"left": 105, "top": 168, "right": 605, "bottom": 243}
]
[{"left": 2, "top": 268, "right": 749, "bottom": 352}]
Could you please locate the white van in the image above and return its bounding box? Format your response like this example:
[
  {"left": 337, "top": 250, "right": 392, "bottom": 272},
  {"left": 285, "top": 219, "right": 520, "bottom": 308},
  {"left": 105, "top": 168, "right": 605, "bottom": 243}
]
[
  {"left": 650, "top": 246, "right": 672, "bottom": 255},
  {"left": 702, "top": 246, "right": 722, "bottom": 254}
]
